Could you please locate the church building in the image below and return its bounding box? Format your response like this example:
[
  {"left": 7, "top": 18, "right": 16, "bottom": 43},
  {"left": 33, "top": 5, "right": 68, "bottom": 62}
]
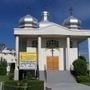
[{"left": 14, "top": 11, "right": 90, "bottom": 80}]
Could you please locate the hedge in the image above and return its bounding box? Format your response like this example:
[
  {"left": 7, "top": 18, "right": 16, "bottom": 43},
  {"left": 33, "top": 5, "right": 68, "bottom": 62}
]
[
  {"left": 0, "top": 75, "right": 9, "bottom": 81},
  {"left": 76, "top": 76, "right": 90, "bottom": 83},
  {"left": 3, "top": 80, "right": 44, "bottom": 90},
  {"left": 0, "top": 67, "right": 6, "bottom": 75}
]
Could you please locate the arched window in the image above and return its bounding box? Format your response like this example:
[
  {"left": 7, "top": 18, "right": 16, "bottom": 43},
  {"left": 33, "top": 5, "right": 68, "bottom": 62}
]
[
  {"left": 46, "top": 40, "right": 59, "bottom": 48},
  {"left": 32, "top": 40, "right": 37, "bottom": 47}
]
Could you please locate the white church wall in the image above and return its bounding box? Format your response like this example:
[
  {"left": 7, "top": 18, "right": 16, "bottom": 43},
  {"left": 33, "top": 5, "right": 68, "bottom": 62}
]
[
  {"left": 59, "top": 48, "right": 64, "bottom": 70},
  {"left": 26, "top": 38, "right": 68, "bottom": 71},
  {"left": 27, "top": 47, "right": 37, "bottom": 52},
  {"left": 39, "top": 49, "right": 46, "bottom": 71},
  {"left": 27, "top": 39, "right": 37, "bottom": 53},
  {"left": 38, "top": 49, "right": 44, "bottom": 71},
  {"left": 41, "top": 39, "right": 46, "bottom": 71},
  {"left": 42, "top": 39, "right": 65, "bottom": 71},
  {"left": 59, "top": 40, "right": 66, "bottom": 70},
  {"left": 68, "top": 48, "right": 78, "bottom": 69}
]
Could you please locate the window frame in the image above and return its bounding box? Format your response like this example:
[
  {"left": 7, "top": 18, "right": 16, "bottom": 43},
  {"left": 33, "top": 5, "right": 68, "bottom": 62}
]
[
  {"left": 46, "top": 40, "right": 59, "bottom": 48},
  {"left": 31, "top": 40, "right": 38, "bottom": 47}
]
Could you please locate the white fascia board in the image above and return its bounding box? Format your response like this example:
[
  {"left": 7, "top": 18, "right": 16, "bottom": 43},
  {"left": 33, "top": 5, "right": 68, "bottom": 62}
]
[{"left": 14, "top": 27, "right": 90, "bottom": 37}]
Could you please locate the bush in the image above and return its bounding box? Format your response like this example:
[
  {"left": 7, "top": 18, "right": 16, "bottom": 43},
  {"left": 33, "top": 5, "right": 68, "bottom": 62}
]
[
  {"left": 76, "top": 76, "right": 90, "bottom": 83},
  {"left": 78, "top": 56, "right": 86, "bottom": 61},
  {"left": 0, "top": 75, "right": 9, "bottom": 81},
  {"left": 73, "top": 58, "right": 87, "bottom": 76},
  {"left": 0, "top": 61, "right": 7, "bottom": 75},
  {"left": 0, "top": 67, "right": 6, "bottom": 75},
  {"left": 4, "top": 80, "right": 44, "bottom": 90},
  {"left": 8, "top": 73, "right": 14, "bottom": 80}
]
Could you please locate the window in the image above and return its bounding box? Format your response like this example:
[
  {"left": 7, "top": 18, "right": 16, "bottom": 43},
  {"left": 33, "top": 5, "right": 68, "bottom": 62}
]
[
  {"left": 46, "top": 40, "right": 59, "bottom": 48},
  {"left": 32, "top": 40, "right": 37, "bottom": 47},
  {"left": 70, "top": 41, "right": 73, "bottom": 48},
  {"left": 19, "top": 40, "right": 27, "bottom": 51}
]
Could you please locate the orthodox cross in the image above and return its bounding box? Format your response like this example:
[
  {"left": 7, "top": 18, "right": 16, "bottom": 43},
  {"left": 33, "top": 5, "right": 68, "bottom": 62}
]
[
  {"left": 68, "top": 0, "right": 74, "bottom": 16},
  {"left": 69, "top": 7, "right": 73, "bottom": 16},
  {"left": 26, "top": 5, "right": 31, "bottom": 14},
  {"left": 51, "top": 48, "right": 54, "bottom": 56}
]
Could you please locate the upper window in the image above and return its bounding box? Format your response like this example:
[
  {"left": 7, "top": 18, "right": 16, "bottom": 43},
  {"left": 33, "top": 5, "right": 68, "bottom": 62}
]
[
  {"left": 70, "top": 41, "right": 73, "bottom": 48},
  {"left": 19, "top": 40, "right": 27, "bottom": 51},
  {"left": 46, "top": 40, "right": 59, "bottom": 48},
  {"left": 32, "top": 40, "right": 37, "bottom": 47}
]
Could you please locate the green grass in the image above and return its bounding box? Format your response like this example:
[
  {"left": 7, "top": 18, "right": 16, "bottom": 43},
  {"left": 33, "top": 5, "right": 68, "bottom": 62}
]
[{"left": 0, "top": 75, "right": 9, "bottom": 81}]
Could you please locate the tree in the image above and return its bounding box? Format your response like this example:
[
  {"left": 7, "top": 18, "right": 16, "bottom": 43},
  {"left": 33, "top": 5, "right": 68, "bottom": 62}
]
[{"left": 0, "top": 43, "right": 5, "bottom": 52}]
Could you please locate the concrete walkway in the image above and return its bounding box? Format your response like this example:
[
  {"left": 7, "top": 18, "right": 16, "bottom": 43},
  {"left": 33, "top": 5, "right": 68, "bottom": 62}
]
[
  {"left": 43, "top": 71, "right": 90, "bottom": 90},
  {"left": 44, "top": 82, "right": 90, "bottom": 90}
]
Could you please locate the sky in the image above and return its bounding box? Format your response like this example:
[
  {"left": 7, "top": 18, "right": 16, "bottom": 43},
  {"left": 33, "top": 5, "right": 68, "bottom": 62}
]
[{"left": 0, "top": 0, "right": 90, "bottom": 58}]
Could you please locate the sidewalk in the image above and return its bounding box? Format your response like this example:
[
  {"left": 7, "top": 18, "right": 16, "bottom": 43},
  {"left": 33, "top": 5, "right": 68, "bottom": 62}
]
[{"left": 44, "top": 82, "right": 90, "bottom": 90}]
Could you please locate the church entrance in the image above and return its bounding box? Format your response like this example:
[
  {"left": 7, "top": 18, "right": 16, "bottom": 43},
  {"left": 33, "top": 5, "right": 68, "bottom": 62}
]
[{"left": 47, "top": 56, "right": 59, "bottom": 71}]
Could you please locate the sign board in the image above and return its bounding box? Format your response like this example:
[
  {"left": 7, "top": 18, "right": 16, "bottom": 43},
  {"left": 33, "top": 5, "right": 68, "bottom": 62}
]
[
  {"left": 19, "top": 52, "right": 37, "bottom": 61},
  {"left": 19, "top": 52, "right": 37, "bottom": 70},
  {"left": 19, "top": 61, "right": 37, "bottom": 70}
]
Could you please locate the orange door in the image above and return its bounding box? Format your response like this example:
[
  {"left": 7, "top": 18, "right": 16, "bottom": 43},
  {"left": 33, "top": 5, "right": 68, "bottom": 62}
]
[{"left": 47, "top": 56, "right": 59, "bottom": 70}]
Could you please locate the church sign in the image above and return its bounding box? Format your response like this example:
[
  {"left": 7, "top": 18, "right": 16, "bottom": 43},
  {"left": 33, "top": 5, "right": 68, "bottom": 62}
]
[
  {"left": 19, "top": 52, "right": 37, "bottom": 61},
  {"left": 19, "top": 52, "right": 37, "bottom": 70},
  {"left": 19, "top": 61, "right": 37, "bottom": 70}
]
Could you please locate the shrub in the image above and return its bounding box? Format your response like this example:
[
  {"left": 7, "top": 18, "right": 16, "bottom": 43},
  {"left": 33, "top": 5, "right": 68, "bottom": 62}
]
[
  {"left": 4, "top": 80, "right": 44, "bottom": 90},
  {"left": 76, "top": 76, "right": 90, "bottom": 83},
  {"left": 73, "top": 58, "right": 87, "bottom": 76},
  {"left": 8, "top": 73, "right": 14, "bottom": 80},
  {"left": 78, "top": 56, "right": 86, "bottom": 61},
  {"left": 0, "top": 75, "right": 9, "bottom": 81},
  {"left": 0, "top": 61, "right": 7, "bottom": 75}
]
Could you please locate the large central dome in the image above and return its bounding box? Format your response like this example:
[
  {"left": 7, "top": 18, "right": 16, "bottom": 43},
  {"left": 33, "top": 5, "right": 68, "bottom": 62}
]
[{"left": 19, "top": 14, "right": 39, "bottom": 28}]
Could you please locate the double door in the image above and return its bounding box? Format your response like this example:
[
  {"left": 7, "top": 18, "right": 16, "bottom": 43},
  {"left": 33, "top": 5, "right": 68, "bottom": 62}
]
[{"left": 47, "top": 56, "right": 59, "bottom": 70}]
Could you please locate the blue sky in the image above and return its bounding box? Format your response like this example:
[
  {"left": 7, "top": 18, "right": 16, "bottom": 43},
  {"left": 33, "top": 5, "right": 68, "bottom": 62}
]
[{"left": 0, "top": 0, "right": 90, "bottom": 51}]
